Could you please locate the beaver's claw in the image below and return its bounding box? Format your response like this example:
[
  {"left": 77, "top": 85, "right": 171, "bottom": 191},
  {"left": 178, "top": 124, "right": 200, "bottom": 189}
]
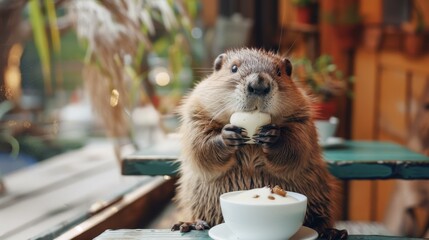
[
  {"left": 253, "top": 124, "right": 280, "bottom": 147},
  {"left": 171, "top": 220, "right": 210, "bottom": 233},
  {"left": 221, "top": 124, "right": 249, "bottom": 149},
  {"left": 319, "top": 228, "right": 348, "bottom": 240}
]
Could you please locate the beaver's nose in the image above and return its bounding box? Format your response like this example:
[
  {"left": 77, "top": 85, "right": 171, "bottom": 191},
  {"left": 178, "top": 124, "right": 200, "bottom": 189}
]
[{"left": 248, "top": 74, "right": 271, "bottom": 96}]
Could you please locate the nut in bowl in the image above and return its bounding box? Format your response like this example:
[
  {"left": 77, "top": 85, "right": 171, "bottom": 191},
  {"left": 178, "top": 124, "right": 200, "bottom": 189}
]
[{"left": 217, "top": 187, "right": 308, "bottom": 240}]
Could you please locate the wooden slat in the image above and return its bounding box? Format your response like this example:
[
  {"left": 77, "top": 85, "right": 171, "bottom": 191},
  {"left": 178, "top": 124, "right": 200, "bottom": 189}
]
[
  {"left": 376, "top": 66, "right": 417, "bottom": 223},
  {"left": 1, "top": 141, "right": 116, "bottom": 206},
  {"left": 0, "top": 141, "right": 154, "bottom": 240},
  {"left": 375, "top": 180, "right": 396, "bottom": 222},
  {"left": 352, "top": 49, "right": 378, "bottom": 140},
  {"left": 56, "top": 178, "right": 175, "bottom": 240},
  {"left": 378, "top": 67, "right": 408, "bottom": 142},
  {"left": 348, "top": 181, "right": 372, "bottom": 220},
  {"left": 350, "top": 48, "right": 379, "bottom": 222},
  {"left": 410, "top": 74, "right": 428, "bottom": 124}
]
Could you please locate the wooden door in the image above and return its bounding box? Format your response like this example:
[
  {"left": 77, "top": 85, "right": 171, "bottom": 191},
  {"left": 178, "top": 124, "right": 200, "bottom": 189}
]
[{"left": 352, "top": 49, "right": 429, "bottom": 222}]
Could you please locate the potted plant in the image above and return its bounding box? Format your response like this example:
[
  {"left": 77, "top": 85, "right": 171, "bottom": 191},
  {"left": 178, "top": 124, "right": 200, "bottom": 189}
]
[
  {"left": 291, "top": 0, "right": 313, "bottom": 24},
  {"left": 403, "top": 1, "right": 426, "bottom": 58},
  {"left": 294, "top": 55, "right": 351, "bottom": 120}
]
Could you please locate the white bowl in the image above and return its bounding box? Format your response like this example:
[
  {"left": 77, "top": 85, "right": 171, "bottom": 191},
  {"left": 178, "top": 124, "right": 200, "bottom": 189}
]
[
  {"left": 220, "top": 190, "right": 307, "bottom": 240},
  {"left": 315, "top": 117, "right": 339, "bottom": 143}
]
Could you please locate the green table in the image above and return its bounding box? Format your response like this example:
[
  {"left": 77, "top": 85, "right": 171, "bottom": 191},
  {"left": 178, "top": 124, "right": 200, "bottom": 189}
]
[
  {"left": 116, "top": 140, "right": 429, "bottom": 239},
  {"left": 122, "top": 140, "right": 429, "bottom": 180},
  {"left": 95, "top": 229, "right": 424, "bottom": 240},
  {"left": 122, "top": 140, "right": 429, "bottom": 179}
]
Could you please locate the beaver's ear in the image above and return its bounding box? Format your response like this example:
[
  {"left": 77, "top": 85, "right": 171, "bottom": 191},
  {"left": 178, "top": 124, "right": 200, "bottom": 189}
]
[
  {"left": 214, "top": 53, "right": 226, "bottom": 71},
  {"left": 283, "top": 58, "right": 292, "bottom": 77}
]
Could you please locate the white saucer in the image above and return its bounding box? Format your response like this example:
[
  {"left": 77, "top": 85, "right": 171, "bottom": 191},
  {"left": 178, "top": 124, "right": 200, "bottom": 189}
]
[
  {"left": 208, "top": 223, "right": 318, "bottom": 240},
  {"left": 320, "top": 137, "right": 345, "bottom": 148}
]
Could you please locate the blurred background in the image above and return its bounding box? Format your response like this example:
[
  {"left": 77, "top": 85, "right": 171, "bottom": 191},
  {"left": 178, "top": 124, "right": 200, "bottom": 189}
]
[{"left": 1, "top": 0, "right": 429, "bottom": 239}]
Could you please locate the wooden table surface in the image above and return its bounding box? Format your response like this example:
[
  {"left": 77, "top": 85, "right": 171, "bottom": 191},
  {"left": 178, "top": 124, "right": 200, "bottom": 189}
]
[
  {"left": 94, "top": 229, "right": 424, "bottom": 240},
  {"left": 121, "top": 137, "right": 429, "bottom": 179}
]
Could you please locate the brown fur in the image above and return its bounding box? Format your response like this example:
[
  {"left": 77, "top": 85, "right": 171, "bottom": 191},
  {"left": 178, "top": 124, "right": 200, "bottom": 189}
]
[{"left": 175, "top": 48, "right": 336, "bottom": 234}]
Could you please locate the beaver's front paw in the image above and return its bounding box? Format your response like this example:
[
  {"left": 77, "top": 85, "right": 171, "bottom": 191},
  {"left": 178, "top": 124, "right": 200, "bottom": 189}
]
[
  {"left": 319, "top": 228, "right": 348, "bottom": 240},
  {"left": 171, "top": 220, "right": 210, "bottom": 233},
  {"left": 253, "top": 124, "right": 280, "bottom": 151},
  {"left": 221, "top": 124, "right": 250, "bottom": 150}
]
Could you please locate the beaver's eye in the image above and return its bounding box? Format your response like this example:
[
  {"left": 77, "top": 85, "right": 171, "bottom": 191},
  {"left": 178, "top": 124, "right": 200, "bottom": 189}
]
[
  {"left": 276, "top": 67, "right": 281, "bottom": 77},
  {"left": 231, "top": 64, "right": 238, "bottom": 73}
]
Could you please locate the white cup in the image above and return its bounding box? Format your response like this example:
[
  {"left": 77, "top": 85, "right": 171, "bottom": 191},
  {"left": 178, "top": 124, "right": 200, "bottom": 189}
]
[
  {"left": 315, "top": 117, "right": 339, "bottom": 143},
  {"left": 220, "top": 191, "right": 307, "bottom": 240}
]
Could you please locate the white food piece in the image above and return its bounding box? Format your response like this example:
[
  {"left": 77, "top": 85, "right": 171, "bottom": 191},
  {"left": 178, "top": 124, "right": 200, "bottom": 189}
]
[
  {"left": 225, "top": 187, "right": 297, "bottom": 204},
  {"left": 230, "top": 111, "right": 271, "bottom": 143}
]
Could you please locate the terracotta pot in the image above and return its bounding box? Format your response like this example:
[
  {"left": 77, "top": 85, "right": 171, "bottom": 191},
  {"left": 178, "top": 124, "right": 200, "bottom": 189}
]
[
  {"left": 334, "top": 25, "right": 361, "bottom": 49},
  {"left": 363, "top": 26, "right": 382, "bottom": 51},
  {"left": 381, "top": 31, "right": 403, "bottom": 51},
  {"left": 403, "top": 33, "right": 425, "bottom": 58},
  {"left": 296, "top": 7, "right": 311, "bottom": 24},
  {"left": 313, "top": 100, "right": 337, "bottom": 120}
]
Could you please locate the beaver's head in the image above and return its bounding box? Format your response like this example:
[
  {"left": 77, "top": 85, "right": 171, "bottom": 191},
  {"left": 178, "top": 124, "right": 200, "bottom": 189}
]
[{"left": 194, "top": 48, "right": 310, "bottom": 123}]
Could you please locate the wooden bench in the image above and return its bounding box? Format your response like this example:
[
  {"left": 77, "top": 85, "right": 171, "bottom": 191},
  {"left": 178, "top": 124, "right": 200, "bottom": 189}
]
[{"left": 0, "top": 140, "right": 174, "bottom": 240}]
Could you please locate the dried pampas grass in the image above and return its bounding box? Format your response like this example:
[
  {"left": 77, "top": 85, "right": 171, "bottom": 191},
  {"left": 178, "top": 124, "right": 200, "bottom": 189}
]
[{"left": 68, "top": 0, "right": 186, "bottom": 145}]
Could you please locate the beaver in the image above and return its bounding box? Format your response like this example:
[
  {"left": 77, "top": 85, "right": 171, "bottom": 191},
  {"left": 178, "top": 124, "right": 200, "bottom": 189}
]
[{"left": 175, "top": 48, "right": 346, "bottom": 238}]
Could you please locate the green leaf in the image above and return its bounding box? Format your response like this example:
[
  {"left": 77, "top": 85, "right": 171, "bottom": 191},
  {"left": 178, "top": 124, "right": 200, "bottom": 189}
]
[
  {"left": 0, "top": 101, "right": 13, "bottom": 119},
  {"left": 29, "top": 0, "right": 52, "bottom": 94},
  {"left": 335, "top": 70, "right": 343, "bottom": 79},
  {"left": 135, "top": 42, "right": 146, "bottom": 69},
  {"left": 153, "top": 38, "right": 170, "bottom": 56},
  {"left": 291, "top": 0, "right": 311, "bottom": 7},
  {"left": 327, "top": 64, "right": 337, "bottom": 72},
  {"left": 44, "top": 0, "right": 61, "bottom": 53},
  {"left": 184, "top": 0, "right": 198, "bottom": 19},
  {"left": 124, "top": 65, "right": 141, "bottom": 106}
]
